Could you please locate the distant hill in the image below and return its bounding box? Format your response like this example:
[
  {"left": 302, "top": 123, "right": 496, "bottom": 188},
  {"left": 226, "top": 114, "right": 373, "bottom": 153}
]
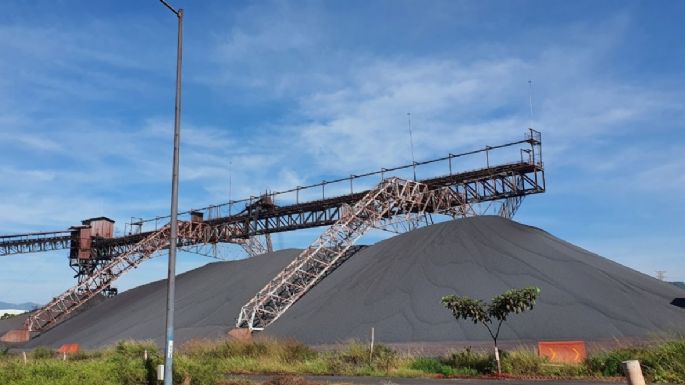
[
  {"left": 0, "top": 301, "right": 38, "bottom": 311},
  {"left": 671, "top": 282, "right": 685, "bottom": 290}
]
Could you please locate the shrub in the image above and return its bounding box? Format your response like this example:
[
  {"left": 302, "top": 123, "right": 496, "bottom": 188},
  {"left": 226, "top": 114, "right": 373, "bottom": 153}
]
[
  {"left": 2, "top": 337, "right": 684, "bottom": 383},
  {"left": 182, "top": 338, "right": 316, "bottom": 362},
  {"left": 585, "top": 349, "right": 634, "bottom": 376},
  {"left": 586, "top": 339, "right": 685, "bottom": 383},
  {"left": 174, "top": 354, "right": 222, "bottom": 385},
  {"left": 642, "top": 339, "right": 685, "bottom": 383},
  {"left": 373, "top": 345, "right": 399, "bottom": 374},
  {"left": 444, "top": 347, "right": 495, "bottom": 374},
  {"left": 336, "top": 341, "right": 369, "bottom": 366},
  {"left": 278, "top": 340, "right": 317, "bottom": 363},
  {"left": 410, "top": 357, "right": 455, "bottom": 376},
  {"left": 1, "top": 313, "right": 17, "bottom": 320},
  {"left": 321, "top": 341, "right": 400, "bottom": 375},
  {"left": 500, "top": 348, "right": 541, "bottom": 375},
  {"left": 31, "top": 346, "right": 55, "bottom": 360}
]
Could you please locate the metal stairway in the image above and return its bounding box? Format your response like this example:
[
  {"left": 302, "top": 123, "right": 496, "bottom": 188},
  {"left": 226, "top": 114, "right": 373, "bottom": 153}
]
[
  {"left": 24, "top": 223, "right": 177, "bottom": 333},
  {"left": 236, "top": 177, "right": 469, "bottom": 331}
]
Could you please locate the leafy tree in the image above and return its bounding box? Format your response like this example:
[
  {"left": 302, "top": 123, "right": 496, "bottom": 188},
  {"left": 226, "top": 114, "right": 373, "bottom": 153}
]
[
  {"left": 0, "top": 313, "right": 16, "bottom": 320},
  {"left": 441, "top": 287, "right": 540, "bottom": 375}
]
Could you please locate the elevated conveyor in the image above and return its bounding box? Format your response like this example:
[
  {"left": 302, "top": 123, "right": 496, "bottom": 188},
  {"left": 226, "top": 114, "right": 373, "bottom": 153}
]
[{"left": 0, "top": 129, "right": 545, "bottom": 341}]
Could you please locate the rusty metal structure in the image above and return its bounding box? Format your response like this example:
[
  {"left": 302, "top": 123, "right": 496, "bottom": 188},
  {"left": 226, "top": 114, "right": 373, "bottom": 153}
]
[
  {"left": 0, "top": 230, "right": 72, "bottom": 256},
  {"left": 237, "top": 177, "right": 472, "bottom": 331},
  {"left": 0, "top": 129, "right": 545, "bottom": 341}
]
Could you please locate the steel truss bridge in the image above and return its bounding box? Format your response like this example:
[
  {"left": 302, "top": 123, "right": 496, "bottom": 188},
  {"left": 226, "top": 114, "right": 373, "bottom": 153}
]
[{"left": 0, "top": 129, "right": 545, "bottom": 342}]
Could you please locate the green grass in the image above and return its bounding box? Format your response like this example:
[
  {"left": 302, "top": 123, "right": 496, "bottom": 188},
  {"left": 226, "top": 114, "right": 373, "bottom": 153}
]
[
  {"left": 1, "top": 337, "right": 684, "bottom": 384},
  {"left": 181, "top": 338, "right": 402, "bottom": 377},
  {"left": 585, "top": 339, "right": 685, "bottom": 383},
  {"left": 0, "top": 340, "right": 224, "bottom": 385}
]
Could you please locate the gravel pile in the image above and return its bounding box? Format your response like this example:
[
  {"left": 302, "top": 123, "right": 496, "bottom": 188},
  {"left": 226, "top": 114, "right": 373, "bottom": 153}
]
[{"left": 16, "top": 216, "right": 684, "bottom": 348}]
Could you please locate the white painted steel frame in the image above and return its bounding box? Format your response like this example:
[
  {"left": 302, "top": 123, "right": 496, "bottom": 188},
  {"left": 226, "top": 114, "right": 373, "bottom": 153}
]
[{"left": 236, "top": 177, "right": 469, "bottom": 331}]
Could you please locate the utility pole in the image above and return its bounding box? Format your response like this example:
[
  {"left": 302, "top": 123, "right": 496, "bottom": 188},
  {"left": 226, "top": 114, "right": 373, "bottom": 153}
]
[{"left": 159, "top": 1, "right": 183, "bottom": 385}]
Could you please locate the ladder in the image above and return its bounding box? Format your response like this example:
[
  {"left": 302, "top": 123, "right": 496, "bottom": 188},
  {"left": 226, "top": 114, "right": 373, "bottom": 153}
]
[
  {"left": 24, "top": 220, "right": 237, "bottom": 333},
  {"left": 25, "top": 224, "right": 177, "bottom": 332},
  {"left": 236, "top": 177, "right": 468, "bottom": 331}
]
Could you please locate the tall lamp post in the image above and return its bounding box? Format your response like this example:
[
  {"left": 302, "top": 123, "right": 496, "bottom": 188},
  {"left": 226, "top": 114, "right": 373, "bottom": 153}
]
[{"left": 159, "top": 1, "right": 183, "bottom": 385}]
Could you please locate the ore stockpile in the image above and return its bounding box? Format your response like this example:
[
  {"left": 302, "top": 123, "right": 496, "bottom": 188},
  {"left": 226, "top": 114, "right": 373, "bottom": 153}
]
[{"left": 8, "top": 216, "right": 685, "bottom": 349}]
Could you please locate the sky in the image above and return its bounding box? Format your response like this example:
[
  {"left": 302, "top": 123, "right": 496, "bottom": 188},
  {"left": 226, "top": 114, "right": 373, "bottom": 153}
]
[{"left": 0, "top": 0, "right": 684, "bottom": 304}]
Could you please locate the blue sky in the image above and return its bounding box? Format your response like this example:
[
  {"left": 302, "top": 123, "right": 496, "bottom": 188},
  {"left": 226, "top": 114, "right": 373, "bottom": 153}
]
[{"left": 0, "top": 0, "right": 683, "bottom": 303}]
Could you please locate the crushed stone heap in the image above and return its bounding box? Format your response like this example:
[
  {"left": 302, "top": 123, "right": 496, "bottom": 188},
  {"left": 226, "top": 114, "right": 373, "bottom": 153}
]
[{"left": 13, "top": 216, "right": 684, "bottom": 348}]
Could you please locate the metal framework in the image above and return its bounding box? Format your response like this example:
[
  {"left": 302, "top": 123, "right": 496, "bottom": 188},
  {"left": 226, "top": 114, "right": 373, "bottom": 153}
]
[
  {"left": 24, "top": 220, "right": 281, "bottom": 332},
  {"left": 0, "top": 129, "right": 546, "bottom": 339},
  {"left": 235, "top": 235, "right": 273, "bottom": 257},
  {"left": 0, "top": 230, "right": 71, "bottom": 256},
  {"left": 499, "top": 196, "right": 525, "bottom": 219},
  {"left": 43, "top": 162, "right": 541, "bottom": 264},
  {"left": 0, "top": 130, "right": 544, "bottom": 261},
  {"left": 236, "top": 177, "right": 470, "bottom": 331},
  {"left": 25, "top": 220, "right": 224, "bottom": 332},
  {"left": 26, "top": 224, "right": 176, "bottom": 332}
]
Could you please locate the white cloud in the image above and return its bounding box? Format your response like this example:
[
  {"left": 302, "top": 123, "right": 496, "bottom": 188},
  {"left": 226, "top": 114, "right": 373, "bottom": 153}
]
[{"left": 1, "top": 2, "right": 684, "bottom": 304}]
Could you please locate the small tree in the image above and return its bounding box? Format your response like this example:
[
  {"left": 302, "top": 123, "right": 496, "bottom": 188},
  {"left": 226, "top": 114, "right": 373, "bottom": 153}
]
[{"left": 441, "top": 287, "right": 540, "bottom": 375}]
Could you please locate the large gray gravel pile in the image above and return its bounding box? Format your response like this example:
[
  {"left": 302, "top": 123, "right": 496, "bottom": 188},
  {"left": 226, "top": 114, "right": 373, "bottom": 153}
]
[{"left": 14, "top": 216, "right": 684, "bottom": 348}]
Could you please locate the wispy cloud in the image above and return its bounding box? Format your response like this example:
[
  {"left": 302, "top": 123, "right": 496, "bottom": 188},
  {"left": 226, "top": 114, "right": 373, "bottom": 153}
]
[{"left": 1, "top": 1, "right": 684, "bottom": 302}]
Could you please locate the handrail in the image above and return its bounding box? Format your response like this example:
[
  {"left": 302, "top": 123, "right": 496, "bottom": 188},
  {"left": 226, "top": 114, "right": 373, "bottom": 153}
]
[{"left": 131, "top": 129, "right": 542, "bottom": 230}]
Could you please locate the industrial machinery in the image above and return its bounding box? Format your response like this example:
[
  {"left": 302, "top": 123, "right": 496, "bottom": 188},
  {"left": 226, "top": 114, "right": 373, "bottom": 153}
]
[{"left": 0, "top": 129, "right": 544, "bottom": 342}]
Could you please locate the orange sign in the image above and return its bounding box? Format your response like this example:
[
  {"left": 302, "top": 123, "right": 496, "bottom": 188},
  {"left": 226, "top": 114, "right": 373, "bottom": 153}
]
[
  {"left": 538, "top": 341, "right": 586, "bottom": 364},
  {"left": 57, "top": 343, "right": 80, "bottom": 354}
]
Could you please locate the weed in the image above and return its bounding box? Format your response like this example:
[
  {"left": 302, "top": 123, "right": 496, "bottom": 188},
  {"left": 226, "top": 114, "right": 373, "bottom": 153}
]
[
  {"left": 586, "top": 339, "right": 685, "bottom": 383},
  {"left": 31, "top": 346, "right": 54, "bottom": 360},
  {"left": 2, "top": 337, "right": 685, "bottom": 384},
  {"left": 174, "top": 354, "right": 222, "bottom": 385},
  {"left": 409, "top": 357, "right": 454, "bottom": 376},
  {"left": 444, "top": 346, "right": 494, "bottom": 374}
]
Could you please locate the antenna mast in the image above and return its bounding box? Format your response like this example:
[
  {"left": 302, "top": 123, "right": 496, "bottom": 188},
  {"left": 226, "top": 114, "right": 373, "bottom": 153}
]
[
  {"left": 528, "top": 80, "right": 535, "bottom": 128},
  {"left": 227, "top": 160, "right": 233, "bottom": 216},
  {"left": 408, "top": 112, "right": 417, "bottom": 181}
]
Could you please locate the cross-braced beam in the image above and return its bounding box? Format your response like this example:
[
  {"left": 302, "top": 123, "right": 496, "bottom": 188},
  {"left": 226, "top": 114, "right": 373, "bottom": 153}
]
[
  {"left": 2, "top": 129, "right": 545, "bottom": 340},
  {"left": 0, "top": 230, "right": 71, "bottom": 256},
  {"left": 236, "top": 177, "right": 468, "bottom": 331},
  {"left": 24, "top": 220, "right": 243, "bottom": 333},
  {"left": 236, "top": 235, "right": 273, "bottom": 257},
  {"left": 25, "top": 224, "right": 175, "bottom": 332},
  {"left": 499, "top": 196, "right": 525, "bottom": 219}
]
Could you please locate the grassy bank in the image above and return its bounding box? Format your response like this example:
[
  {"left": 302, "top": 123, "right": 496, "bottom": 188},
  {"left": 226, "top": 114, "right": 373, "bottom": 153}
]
[{"left": 1, "top": 338, "right": 684, "bottom": 385}]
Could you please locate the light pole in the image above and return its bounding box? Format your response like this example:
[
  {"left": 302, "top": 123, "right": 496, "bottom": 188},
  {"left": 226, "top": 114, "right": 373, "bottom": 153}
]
[{"left": 159, "top": 1, "right": 183, "bottom": 385}]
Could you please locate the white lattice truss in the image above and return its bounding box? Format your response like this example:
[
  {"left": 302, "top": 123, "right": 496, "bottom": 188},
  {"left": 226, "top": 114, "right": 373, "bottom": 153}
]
[
  {"left": 181, "top": 234, "right": 272, "bottom": 260},
  {"left": 25, "top": 220, "right": 246, "bottom": 332},
  {"left": 235, "top": 234, "right": 273, "bottom": 257},
  {"left": 179, "top": 242, "right": 228, "bottom": 260},
  {"left": 498, "top": 195, "right": 525, "bottom": 219},
  {"left": 236, "top": 177, "right": 469, "bottom": 331},
  {"left": 25, "top": 178, "right": 470, "bottom": 334}
]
